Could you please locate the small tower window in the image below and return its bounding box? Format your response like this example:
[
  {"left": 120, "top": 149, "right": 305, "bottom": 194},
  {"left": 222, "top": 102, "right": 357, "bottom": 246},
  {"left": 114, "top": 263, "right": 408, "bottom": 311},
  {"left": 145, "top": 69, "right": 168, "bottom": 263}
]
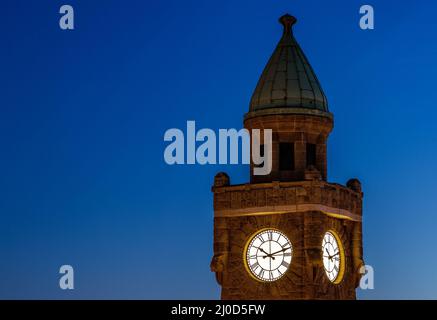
[
  {"left": 279, "top": 143, "right": 294, "bottom": 170},
  {"left": 306, "top": 143, "right": 316, "bottom": 167}
]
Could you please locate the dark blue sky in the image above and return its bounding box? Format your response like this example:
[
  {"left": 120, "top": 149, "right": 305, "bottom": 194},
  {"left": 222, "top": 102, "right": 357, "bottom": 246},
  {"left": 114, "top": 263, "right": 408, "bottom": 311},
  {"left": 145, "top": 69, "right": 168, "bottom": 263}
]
[{"left": 1, "top": 0, "right": 437, "bottom": 299}]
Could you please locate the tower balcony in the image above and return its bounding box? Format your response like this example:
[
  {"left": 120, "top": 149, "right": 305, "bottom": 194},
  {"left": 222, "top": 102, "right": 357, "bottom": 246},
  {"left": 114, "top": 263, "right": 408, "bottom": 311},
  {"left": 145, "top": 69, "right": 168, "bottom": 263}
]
[{"left": 212, "top": 179, "right": 362, "bottom": 222}]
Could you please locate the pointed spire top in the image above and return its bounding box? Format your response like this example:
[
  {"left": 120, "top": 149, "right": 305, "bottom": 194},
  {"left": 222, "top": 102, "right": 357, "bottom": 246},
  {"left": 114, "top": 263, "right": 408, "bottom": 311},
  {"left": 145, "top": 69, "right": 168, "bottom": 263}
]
[
  {"left": 247, "top": 14, "right": 331, "bottom": 119},
  {"left": 279, "top": 14, "right": 297, "bottom": 36}
]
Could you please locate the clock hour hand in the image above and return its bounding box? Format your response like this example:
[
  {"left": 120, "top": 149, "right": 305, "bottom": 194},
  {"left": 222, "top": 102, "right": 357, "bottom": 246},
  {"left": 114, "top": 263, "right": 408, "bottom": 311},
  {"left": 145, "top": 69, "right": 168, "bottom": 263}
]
[
  {"left": 257, "top": 247, "right": 268, "bottom": 255},
  {"left": 256, "top": 247, "right": 276, "bottom": 260}
]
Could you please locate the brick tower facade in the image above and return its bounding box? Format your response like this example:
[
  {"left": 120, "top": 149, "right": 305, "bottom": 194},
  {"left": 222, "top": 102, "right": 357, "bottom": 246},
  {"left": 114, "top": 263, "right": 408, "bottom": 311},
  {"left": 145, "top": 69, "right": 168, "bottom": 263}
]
[{"left": 210, "top": 14, "right": 364, "bottom": 299}]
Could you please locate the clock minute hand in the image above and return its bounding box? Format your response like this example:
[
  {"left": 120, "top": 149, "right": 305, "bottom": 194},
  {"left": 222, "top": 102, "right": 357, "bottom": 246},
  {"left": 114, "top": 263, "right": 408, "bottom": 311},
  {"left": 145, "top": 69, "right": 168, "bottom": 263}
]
[
  {"left": 270, "top": 247, "right": 291, "bottom": 256},
  {"left": 331, "top": 251, "right": 339, "bottom": 259}
]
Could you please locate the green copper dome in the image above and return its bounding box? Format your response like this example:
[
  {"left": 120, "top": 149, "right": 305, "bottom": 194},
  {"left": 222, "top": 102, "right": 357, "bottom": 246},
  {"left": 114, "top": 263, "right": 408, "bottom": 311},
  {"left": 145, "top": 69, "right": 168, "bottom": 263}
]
[{"left": 247, "top": 14, "right": 332, "bottom": 119}]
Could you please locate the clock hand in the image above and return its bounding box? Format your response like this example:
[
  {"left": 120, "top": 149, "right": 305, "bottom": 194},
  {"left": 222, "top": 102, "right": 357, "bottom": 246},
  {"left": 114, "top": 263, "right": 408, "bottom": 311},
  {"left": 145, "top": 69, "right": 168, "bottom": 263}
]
[
  {"left": 256, "top": 247, "right": 268, "bottom": 255},
  {"left": 325, "top": 248, "right": 332, "bottom": 260},
  {"left": 270, "top": 246, "right": 291, "bottom": 256},
  {"left": 329, "top": 251, "right": 339, "bottom": 259},
  {"left": 256, "top": 247, "right": 275, "bottom": 260}
]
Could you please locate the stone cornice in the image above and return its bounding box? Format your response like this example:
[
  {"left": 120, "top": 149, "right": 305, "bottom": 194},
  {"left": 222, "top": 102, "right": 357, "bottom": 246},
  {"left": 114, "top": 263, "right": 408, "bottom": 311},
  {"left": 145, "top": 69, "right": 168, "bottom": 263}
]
[{"left": 212, "top": 180, "right": 362, "bottom": 221}]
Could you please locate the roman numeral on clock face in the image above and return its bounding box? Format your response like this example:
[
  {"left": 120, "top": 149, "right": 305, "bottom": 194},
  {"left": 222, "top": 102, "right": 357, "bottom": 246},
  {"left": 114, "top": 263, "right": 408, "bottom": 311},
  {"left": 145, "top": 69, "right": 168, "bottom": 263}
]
[{"left": 251, "top": 261, "right": 259, "bottom": 269}]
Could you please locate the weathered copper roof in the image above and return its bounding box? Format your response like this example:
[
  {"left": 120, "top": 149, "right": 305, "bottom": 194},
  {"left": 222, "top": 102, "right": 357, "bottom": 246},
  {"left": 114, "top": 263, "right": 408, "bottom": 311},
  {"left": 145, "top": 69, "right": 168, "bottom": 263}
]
[{"left": 247, "top": 14, "right": 331, "bottom": 119}]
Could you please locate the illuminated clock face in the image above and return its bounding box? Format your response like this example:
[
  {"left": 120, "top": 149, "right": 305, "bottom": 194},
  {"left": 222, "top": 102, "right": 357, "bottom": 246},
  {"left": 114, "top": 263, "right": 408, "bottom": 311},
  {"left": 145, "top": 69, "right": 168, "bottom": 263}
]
[
  {"left": 322, "top": 231, "right": 344, "bottom": 283},
  {"left": 245, "top": 229, "right": 293, "bottom": 282}
]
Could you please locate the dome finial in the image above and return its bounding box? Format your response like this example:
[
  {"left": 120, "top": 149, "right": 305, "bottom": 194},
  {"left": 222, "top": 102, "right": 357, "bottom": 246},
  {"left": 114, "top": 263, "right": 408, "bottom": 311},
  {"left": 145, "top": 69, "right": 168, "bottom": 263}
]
[{"left": 279, "top": 14, "right": 297, "bottom": 35}]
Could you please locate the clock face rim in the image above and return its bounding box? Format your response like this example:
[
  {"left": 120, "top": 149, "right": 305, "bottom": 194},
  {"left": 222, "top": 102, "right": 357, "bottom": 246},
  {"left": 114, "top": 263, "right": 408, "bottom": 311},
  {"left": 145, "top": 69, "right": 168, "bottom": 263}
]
[
  {"left": 322, "top": 230, "right": 345, "bottom": 284},
  {"left": 244, "top": 228, "right": 293, "bottom": 283}
]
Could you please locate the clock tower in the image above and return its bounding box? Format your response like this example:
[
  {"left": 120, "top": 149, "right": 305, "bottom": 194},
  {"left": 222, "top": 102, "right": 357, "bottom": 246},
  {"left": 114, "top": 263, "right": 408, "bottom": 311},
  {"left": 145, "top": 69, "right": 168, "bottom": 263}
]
[{"left": 210, "top": 14, "right": 364, "bottom": 299}]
